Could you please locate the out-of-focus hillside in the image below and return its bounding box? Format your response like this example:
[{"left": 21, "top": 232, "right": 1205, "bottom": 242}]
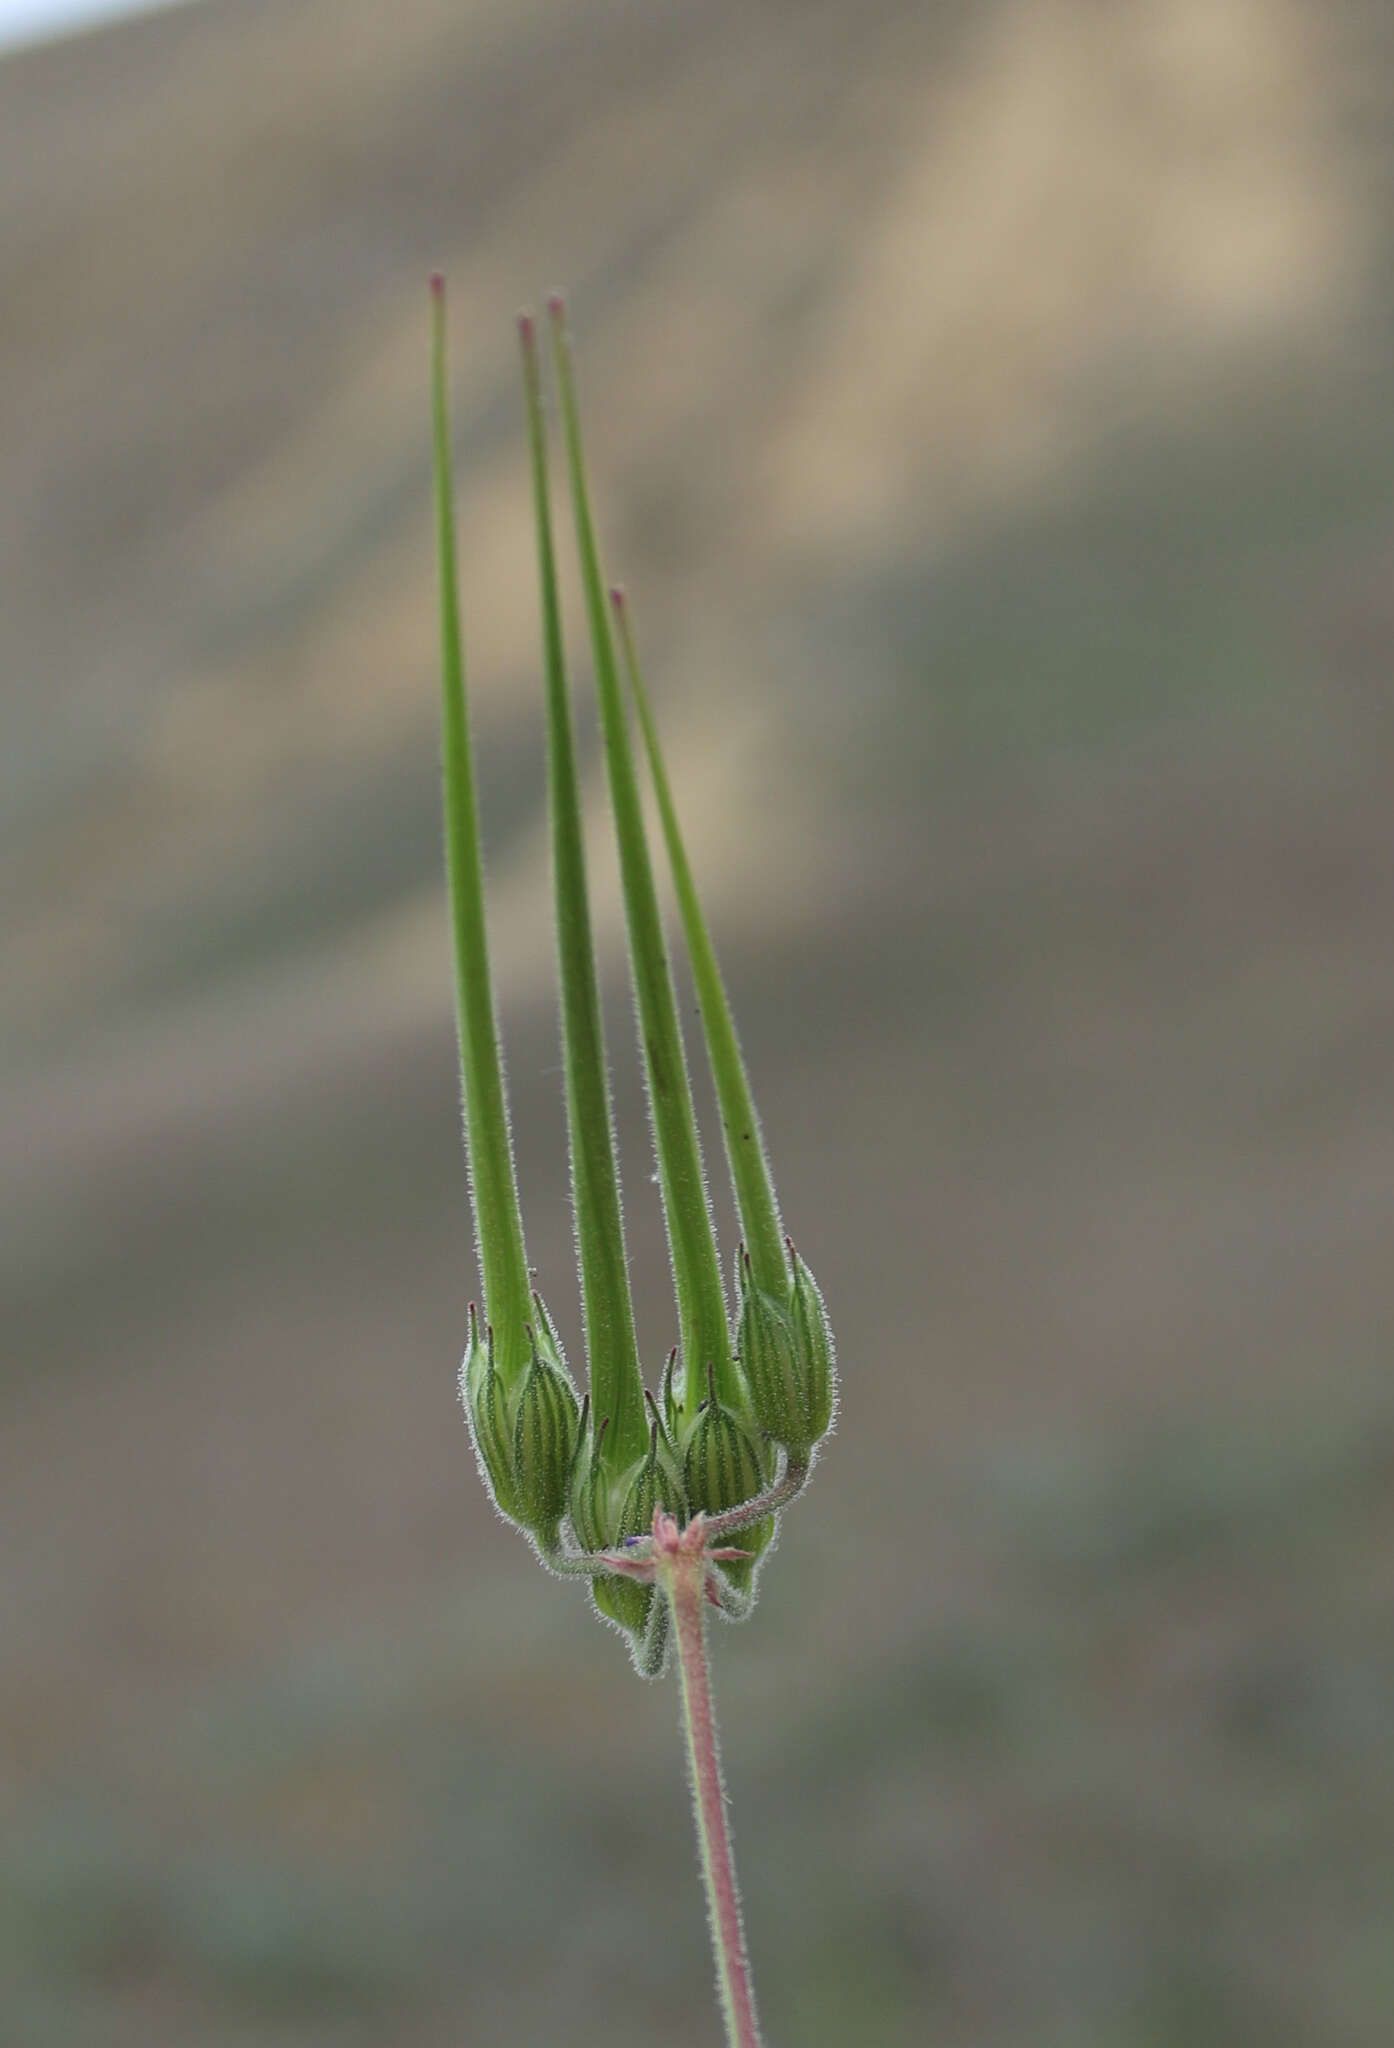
[{"left": 4, "top": 2, "right": 1394, "bottom": 2043}]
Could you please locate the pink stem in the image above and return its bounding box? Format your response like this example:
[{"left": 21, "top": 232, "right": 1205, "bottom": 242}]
[{"left": 666, "top": 1539, "right": 765, "bottom": 2048}]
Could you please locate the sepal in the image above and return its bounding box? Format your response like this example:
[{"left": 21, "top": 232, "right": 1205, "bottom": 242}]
[
  {"left": 680, "top": 1365, "right": 773, "bottom": 1598},
  {"left": 460, "top": 1305, "right": 521, "bottom": 1520},
  {"left": 620, "top": 1397, "right": 688, "bottom": 1535},
  {"left": 567, "top": 1402, "right": 611, "bottom": 1554},
  {"left": 788, "top": 1245, "right": 836, "bottom": 1451},
  {"left": 736, "top": 1245, "right": 835, "bottom": 1461},
  {"left": 586, "top": 1400, "right": 687, "bottom": 1644},
  {"left": 513, "top": 1328, "right": 581, "bottom": 1548}
]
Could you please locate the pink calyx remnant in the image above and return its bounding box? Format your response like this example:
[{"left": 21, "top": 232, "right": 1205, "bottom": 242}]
[{"left": 601, "top": 1510, "right": 751, "bottom": 1604}]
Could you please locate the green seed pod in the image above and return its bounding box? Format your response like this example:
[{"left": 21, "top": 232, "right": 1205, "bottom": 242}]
[
  {"left": 579, "top": 1403, "right": 686, "bottom": 1653},
  {"left": 682, "top": 1373, "right": 767, "bottom": 1517},
  {"left": 621, "top": 1398, "right": 687, "bottom": 1531},
  {"left": 567, "top": 1403, "right": 611, "bottom": 1555},
  {"left": 681, "top": 1368, "right": 773, "bottom": 1596},
  {"left": 512, "top": 1334, "right": 580, "bottom": 1547},
  {"left": 736, "top": 1247, "right": 834, "bottom": 1460},
  {"left": 737, "top": 1272, "right": 802, "bottom": 1452},
  {"left": 567, "top": 1411, "right": 654, "bottom": 1653},
  {"left": 590, "top": 1551, "right": 651, "bottom": 1639},
  {"left": 588, "top": 1433, "right": 659, "bottom": 1646},
  {"left": 460, "top": 1306, "right": 520, "bottom": 1521},
  {"left": 788, "top": 1246, "right": 835, "bottom": 1453}
]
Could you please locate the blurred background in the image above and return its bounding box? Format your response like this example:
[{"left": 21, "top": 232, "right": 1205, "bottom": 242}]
[{"left": 3, "top": 1, "right": 1394, "bottom": 2042}]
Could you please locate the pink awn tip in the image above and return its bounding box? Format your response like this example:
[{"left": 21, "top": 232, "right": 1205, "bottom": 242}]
[{"left": 429, "top": 271, "right": 445, "bottom": 299}]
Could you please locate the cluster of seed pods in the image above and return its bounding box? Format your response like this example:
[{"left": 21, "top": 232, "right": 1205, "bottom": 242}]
[{"left": 431, "top": 281, "right": 835, "bottom": 1672}]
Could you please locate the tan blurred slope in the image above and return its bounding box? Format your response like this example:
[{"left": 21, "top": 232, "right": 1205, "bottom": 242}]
[{"left": 0, "top": 0, "right": 1370, "bottom": 1068}]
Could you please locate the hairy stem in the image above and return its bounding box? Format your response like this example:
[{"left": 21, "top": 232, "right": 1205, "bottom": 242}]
[
  {"left": 701, "top": 1457, "right": 808, "bottom": 1543},
  {"left": 664, "top": 1541, "right": 764, "bottom": 2048},
  {"left": 542, "top": 1455, "right": 809, "bottom": 1578}
]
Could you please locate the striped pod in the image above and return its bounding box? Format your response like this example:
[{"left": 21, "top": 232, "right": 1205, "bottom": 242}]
[
  {"left": 737, "top": 1279, "right": 804, "bottom": 1453},
  {"left": 619, "top": 1418, "right": 687, "bottom": 1538},
  {"left": 592, "top": 1488, "right": 653, "bottom": 1637},
  {"left": 473, "top": 1365, "right": 519, "bottom": 1520},
  {"left": 681, "top": 1382, "right": 768, "bottom": 1517},
  {"left": 593, "top": 1425, "right": 685, "bottom": 1646},
  {"left": 512, "top": 1348, "right": 580, "bottom": 1542},
  {"left": 788, "top": 1250, "right": 835, "bottom": 1450},
  {"left": 590, "top": 1441, "right": 654, "bottom": 1638},
  {"left": 682, "top": 1390, "right": 772, "bottom": 1594},
  {"left": 737, "top": 1252, "right": 834, "bottom": 1459},
  {"left": 461, "top": 1310, "right": 521, "bottom": 1521},
  {"left": 567, "top": 1408, "right": 612, "bottom": 1554}
]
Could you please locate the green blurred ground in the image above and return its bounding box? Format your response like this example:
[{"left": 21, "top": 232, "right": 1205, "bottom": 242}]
[{"left": 3, "top": 1, "right": 1394, "bottom": 2042}]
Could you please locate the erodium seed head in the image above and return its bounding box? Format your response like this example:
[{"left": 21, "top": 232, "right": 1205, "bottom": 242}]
[{"left": 431, "top": 277, "right": 837, "bottom": 1673}]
